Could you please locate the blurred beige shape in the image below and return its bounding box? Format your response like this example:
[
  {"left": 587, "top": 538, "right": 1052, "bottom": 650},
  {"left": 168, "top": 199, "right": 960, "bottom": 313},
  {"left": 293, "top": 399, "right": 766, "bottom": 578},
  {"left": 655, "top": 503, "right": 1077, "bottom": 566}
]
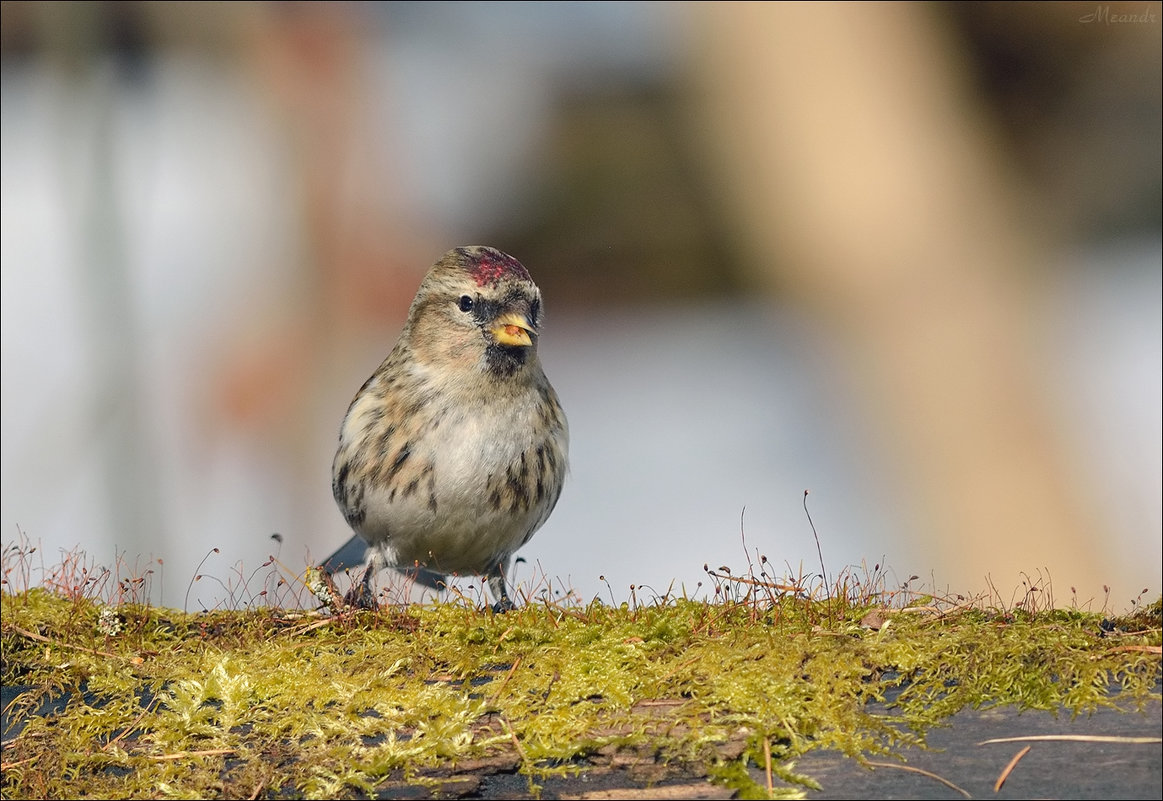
[{"left": 686, "top": 3, "right": 1126, "bottom": 604}]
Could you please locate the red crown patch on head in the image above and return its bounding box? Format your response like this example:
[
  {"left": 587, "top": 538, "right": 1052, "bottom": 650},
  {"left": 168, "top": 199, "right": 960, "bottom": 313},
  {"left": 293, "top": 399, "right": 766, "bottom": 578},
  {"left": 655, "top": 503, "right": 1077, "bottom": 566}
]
[{"left": 462, "top": 247, "right": 532, "bottom": 287}]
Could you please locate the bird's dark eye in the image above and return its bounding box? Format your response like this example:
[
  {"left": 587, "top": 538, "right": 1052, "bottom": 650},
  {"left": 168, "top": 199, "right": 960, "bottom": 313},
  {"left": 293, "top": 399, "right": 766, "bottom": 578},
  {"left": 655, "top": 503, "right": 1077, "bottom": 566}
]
[{"left": 458, "top": 295, "right": 474, "bottom": 313}]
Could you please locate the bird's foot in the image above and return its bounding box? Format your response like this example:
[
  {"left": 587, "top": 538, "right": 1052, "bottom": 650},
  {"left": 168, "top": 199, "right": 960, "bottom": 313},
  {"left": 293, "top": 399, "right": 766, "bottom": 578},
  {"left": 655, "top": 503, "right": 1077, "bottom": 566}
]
[
  {"left": 490, "top": 597, "right": 517, "bottom": 614},
  {"left": 342, "top": 564, "right": 380, "bottom": 610},
  {"left": 343, "top": 582, "right": 380, "bottom": 611}
]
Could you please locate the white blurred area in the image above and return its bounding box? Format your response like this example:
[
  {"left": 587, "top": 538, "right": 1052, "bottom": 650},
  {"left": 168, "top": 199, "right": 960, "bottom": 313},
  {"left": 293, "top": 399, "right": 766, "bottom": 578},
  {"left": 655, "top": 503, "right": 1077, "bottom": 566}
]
[{"left": 2, "top": 3, "right": 1159, "bottom": 612}]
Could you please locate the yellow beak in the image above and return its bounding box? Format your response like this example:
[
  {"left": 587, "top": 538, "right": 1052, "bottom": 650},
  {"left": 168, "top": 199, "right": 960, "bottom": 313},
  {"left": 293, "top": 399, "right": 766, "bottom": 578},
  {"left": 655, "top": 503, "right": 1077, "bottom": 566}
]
[{"left": 490, "top": 313, "right": 535, "bottom": 347}]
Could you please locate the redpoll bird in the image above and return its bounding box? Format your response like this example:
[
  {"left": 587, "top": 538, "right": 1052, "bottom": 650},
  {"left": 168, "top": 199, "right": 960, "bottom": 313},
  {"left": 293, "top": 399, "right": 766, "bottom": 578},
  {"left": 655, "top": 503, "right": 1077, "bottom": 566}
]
[{"left": 327, "top": 246, "right": 568, "bottom": 611}]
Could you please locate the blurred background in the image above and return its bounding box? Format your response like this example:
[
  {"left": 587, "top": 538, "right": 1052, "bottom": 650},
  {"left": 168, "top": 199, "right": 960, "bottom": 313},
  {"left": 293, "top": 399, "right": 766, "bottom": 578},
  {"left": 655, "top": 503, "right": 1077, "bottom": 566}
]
[{"left": 2, "top": 1, "right": 1159, "bottom": 612}]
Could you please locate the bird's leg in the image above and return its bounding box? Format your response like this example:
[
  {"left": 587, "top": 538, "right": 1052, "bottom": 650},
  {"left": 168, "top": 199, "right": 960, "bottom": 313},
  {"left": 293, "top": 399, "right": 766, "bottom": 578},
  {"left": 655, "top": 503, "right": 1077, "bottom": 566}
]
[
  {"left": 487, "top": 563, "right": 517, "bottom": 613},
  {"left": 343, "top": 553, "right": 381, "bottom": 610}
]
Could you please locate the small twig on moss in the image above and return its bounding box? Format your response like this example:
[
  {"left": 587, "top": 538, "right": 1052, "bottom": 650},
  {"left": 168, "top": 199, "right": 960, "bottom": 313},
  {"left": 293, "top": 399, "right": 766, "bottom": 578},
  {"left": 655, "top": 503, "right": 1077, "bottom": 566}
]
[
  {"left": 149, "top": 749, "right": 236, "bottom": 761},
  {"left": 1098, "top": 645, "right": 1162, "bottom": 655},
  {"left": 979, "top": 734, "right": 1163, "bottom": 745},
  {"left": 994, "top": 745, "right": 1031, "bottom": 792},
  {"left": 286, "top": 617, "right": 339, "bottom": 638},
  {"left": 865, "top": 760, "right": 970, "bottom": 798},
  {"left": 763, "top": 735, "right": 773, "bottom": 796},
  {"left": 899, "top": 601, "right": 975, "bottom": 619},
  {"left": 657, "top": 655, "right": 701, "bottom": 684},
  {"left": 4, "top": 622, "right": 119, "bottom": 659},
  {"left": 487, "top": 656, "right": 523, "bottom": 704},
  {"left": 701, "top": 570, "right": 801, "bottom": 594},
  {"left": 501, "top": 715, "right": 527, "bottom": 766},
  {"left": 102, "top": 696, "right": 160, "bottom": 751}
]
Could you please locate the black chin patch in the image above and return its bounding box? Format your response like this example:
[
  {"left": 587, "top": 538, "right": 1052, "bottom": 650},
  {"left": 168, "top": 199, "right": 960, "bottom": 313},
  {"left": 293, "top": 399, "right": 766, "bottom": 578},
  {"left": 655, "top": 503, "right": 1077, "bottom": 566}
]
[{"left": 485, "top": 343, "right": 529, "bottom": 376}]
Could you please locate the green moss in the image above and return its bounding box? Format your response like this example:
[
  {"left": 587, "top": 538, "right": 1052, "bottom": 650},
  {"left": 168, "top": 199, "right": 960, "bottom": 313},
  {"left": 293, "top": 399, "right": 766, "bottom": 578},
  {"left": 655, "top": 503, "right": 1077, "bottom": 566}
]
[{"left": 2, "top": 578, "right": 1159, "bottom": 799}]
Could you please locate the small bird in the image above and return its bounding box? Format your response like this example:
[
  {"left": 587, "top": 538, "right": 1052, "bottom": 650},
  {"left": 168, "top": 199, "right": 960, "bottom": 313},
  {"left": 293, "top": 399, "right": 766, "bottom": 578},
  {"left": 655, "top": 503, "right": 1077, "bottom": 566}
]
[{"left": 327, "top": 246, "right": 568, "bottom": 611}]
